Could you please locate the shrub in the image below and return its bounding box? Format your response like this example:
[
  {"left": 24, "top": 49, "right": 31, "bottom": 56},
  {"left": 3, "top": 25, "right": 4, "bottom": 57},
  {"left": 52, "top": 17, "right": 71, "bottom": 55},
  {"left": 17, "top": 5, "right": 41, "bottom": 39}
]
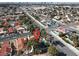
[{"left": 48, "top": 45, "right": 58, "bottom": 56}]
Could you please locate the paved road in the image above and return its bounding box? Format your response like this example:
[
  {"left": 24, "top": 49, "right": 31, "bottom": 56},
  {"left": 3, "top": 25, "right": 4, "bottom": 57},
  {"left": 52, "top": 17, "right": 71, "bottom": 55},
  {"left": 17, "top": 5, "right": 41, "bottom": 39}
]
[
  {"left": 0, "top": 32, "right": 30, "bottom": 42},
  {"left": 51, "top": 38, "right": 77, "bottom": 56}
]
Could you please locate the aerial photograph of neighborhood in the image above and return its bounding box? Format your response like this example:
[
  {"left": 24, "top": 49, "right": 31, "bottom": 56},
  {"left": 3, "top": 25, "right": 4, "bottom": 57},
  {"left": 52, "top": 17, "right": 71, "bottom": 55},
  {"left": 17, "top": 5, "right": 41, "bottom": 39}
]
[{"left": 0, "top": 2, "right": 79, "bottom": 56}]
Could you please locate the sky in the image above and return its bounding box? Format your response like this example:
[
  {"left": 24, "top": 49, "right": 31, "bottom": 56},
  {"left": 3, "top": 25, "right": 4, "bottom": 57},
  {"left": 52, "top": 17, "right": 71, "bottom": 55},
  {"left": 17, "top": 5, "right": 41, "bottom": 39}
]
[{"left": 0, "top": 0, "right": 79, "bottom": 2}]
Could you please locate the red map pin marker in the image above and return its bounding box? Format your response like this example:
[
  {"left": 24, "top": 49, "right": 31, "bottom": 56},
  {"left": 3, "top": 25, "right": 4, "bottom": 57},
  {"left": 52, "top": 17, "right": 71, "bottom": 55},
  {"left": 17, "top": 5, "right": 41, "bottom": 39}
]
[{"left": 33, "top": 28, "right": 40, "bottom": 41}]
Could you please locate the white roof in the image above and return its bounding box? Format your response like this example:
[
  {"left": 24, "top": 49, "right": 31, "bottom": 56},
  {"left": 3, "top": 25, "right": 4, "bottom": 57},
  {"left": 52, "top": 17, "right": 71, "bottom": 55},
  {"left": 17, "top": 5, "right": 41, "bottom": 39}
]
[
  {"left": 0, "top": 31, "right": 6, "bottom": 34},
  {"left": 41, "top": 19, "right": 45, "bottom": 22},
  {"left": 16, "top": 27, "right": 25, "bottom": 30},
  {"left": 33, "top": 6, "right": 46, "bottom": 10}
]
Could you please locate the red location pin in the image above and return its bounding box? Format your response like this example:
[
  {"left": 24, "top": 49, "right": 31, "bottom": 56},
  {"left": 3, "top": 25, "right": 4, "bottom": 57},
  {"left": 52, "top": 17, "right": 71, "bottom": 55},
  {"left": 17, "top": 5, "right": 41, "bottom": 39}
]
[{"left": 33, "top": 28, "right": 40, "bottom": 41}]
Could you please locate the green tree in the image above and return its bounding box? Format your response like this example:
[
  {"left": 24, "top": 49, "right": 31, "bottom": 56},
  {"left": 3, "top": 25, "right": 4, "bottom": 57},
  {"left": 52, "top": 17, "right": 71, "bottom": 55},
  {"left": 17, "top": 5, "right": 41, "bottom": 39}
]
[
  {"left": 32, "top": 40, "right": 39, "bottom": 54},
  {"left": 27, "top": 23, "right": 37, "bottom": 34},
  {"left": 41, "top": 29, "right": 47, "bottom": 37},
  {"left": 21, "top": 18, "right": 29, "bottom": 25},
  {"left": 34, "top": 15, "right": 40, "bottom": 20},
  {"left": 32, "top": 40, "right": 38, "bottom": 47},
  {"left": 27, "top": 40, "right": 32, "bottom": 46},
  {"left": 48, "top": 45, "right": 58, "bottom": 56},
  {"left": 26, "top": 40, "right": 39, "bottom": 54}
]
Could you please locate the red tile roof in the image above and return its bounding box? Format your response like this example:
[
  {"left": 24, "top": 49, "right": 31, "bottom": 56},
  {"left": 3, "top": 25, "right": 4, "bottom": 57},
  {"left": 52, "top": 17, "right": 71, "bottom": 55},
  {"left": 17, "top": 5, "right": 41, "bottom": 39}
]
[
  {"left": 0, "top": 41, "right": 10, "bottom": 56},
  {"left": 0, "top": 28, "right": 3, "bottom": 32},
  {"left": 2, "top": 21, "right": 9, "bottom": 26},
  {"left": 15, "top": 38, "right": 24, "bottom": 51},
  {"left": 14, "top": 21, "right": 21, "bottom": 26},
  {"left": 8, "top": 27, "right": 14, "bottom": 33}
]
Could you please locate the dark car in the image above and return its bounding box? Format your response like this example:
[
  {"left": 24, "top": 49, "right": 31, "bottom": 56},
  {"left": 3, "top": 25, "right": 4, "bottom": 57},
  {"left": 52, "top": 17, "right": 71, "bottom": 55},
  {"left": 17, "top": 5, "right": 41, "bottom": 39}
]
[
  {"left": 53, "top": 41, "right": 65, "bottom": 47},
  {"left": 57, "top": 52, "right": 67, "bottom": 56}
]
